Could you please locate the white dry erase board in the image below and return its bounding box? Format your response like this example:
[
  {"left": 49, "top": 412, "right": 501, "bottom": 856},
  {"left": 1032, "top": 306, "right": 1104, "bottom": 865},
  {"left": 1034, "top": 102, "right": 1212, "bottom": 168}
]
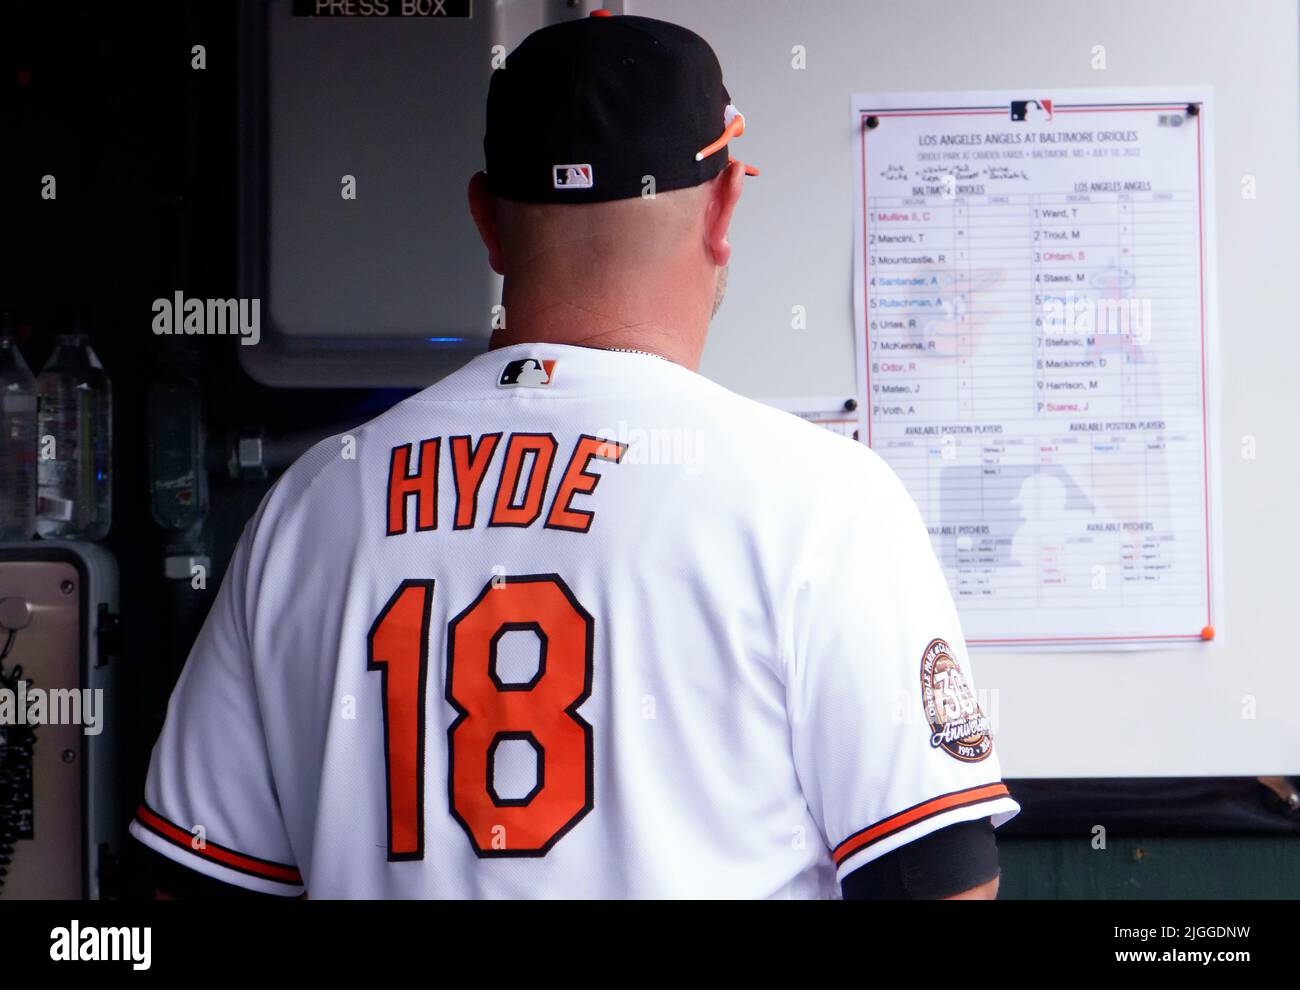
[
  {"left": 629, "top": 0, "right": 1300, "bottom": 777},
  {"left": 851, "top": 86, "right": 1221, "bottom": 651}
]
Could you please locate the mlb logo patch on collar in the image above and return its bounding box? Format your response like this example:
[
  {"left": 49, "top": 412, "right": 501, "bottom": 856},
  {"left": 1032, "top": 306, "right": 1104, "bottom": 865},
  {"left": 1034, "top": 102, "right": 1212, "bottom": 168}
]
[
  {"left": 553, "top": 164, "right": 593, "bottom": 189},
  {"left": 498, "top": 358, "right": 557, "bottom": 388}
]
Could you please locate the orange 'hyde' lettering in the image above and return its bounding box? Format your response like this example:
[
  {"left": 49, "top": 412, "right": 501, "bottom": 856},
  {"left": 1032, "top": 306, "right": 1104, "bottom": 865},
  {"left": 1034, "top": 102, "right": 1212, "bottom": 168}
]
[
  {"left": 385, "top": 432, "right": 624, "bottom": 537},
  {"left": 387, "top": 438, "right": 440, "bottom": 536}
]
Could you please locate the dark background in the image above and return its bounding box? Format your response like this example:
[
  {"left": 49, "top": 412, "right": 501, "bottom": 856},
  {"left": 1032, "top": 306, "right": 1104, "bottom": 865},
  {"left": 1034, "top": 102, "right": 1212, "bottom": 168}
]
[
  {"left": 4, "top": 0, "right": 1297, "bottom": 898},
  {"left": 3, "top": 0, "right": 410, "bottom": 897}
]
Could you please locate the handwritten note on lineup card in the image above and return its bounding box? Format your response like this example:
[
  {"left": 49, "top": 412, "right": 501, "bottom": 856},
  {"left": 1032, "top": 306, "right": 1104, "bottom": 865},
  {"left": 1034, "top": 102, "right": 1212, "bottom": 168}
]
[{"left": 851, "top": 88, "right": 1220, "bottom": 649}]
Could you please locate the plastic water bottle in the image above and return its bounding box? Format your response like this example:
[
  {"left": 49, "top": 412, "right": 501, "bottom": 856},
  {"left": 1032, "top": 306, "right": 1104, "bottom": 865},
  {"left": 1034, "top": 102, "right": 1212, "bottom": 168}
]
[
  {"left": 0, "top": 323, "right": 37, "bottom": 540},
  {"left": 36, "top": 333, "right": 112, "bottom": 540}
]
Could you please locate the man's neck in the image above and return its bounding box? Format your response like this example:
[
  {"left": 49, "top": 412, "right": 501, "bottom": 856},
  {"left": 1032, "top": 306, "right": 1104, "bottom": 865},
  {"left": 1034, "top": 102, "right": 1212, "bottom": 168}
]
[{"left": 487, "top": 294, "right": 707, "bottom": 370}]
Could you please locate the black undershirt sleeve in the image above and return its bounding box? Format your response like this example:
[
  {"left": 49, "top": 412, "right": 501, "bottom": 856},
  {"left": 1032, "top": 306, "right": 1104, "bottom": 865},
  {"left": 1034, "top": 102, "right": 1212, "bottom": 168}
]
[{"left": 840, "top": 817, "right": 1000, "bottom": 900}]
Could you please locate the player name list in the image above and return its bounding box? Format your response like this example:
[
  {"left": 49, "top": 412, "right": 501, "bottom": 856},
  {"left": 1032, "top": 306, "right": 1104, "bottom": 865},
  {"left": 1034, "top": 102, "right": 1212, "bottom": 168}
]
[{"left": 856, "top": 98, "right": 1214, "bottom": 645}]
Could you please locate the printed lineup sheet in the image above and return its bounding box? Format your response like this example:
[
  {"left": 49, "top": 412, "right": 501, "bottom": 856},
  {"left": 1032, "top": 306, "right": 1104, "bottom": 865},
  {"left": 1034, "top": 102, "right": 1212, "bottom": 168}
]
[{"left": 851, "top": 88, "right": 1219, "bottom": 648}]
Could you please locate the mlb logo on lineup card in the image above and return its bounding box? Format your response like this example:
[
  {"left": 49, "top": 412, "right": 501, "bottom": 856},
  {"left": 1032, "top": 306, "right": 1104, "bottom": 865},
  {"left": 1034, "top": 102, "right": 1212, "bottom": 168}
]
[
  {"left": 497, "top": 358, "right": 556, "bottom": 388},
  {"left": 1009, "top": 98, "right": 1053, "bottom": 122},
  {"left": 553, "top": 163, "right": 594, "bottom": 189}
]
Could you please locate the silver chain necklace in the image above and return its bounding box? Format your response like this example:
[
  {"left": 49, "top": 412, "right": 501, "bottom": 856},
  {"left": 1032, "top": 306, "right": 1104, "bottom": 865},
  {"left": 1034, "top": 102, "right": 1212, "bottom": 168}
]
[{"left": 604, "top": 346, "right": 667, "bottom": 361}]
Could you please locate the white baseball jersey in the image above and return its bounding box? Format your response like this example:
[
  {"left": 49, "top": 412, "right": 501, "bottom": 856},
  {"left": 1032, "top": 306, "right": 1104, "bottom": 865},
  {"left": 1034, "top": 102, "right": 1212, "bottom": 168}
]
[{"left": 131, "top": 342, "right": 1019, "bottom": 898}]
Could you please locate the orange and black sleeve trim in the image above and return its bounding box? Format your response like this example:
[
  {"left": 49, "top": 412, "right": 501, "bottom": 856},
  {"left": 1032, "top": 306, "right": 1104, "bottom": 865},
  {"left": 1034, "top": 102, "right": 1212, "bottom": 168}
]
[
  {"left": 832, "top": 782, "right": 1011, "bottom": 867},
  {"left": 134, "top": 803, "right": 304, "bottom": 886}
]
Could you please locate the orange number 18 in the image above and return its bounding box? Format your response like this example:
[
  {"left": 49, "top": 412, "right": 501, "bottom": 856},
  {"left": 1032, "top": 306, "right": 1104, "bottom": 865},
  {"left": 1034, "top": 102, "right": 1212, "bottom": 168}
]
[{"left": 366, "top": 574, "right": 593, "bottom": 861}]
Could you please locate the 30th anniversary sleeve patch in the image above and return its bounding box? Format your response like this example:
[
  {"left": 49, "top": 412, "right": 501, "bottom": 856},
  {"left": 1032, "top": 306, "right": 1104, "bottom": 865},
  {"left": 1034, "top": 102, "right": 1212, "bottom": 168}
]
[{"left": 920, "top": 638, "right": 993, "bottom": 763}]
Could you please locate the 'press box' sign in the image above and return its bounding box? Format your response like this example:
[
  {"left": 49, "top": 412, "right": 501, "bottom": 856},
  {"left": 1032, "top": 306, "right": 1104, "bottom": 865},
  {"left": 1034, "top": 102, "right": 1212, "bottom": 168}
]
[{"left": 291, "top": 0, "right": 471, "bottom": 16}]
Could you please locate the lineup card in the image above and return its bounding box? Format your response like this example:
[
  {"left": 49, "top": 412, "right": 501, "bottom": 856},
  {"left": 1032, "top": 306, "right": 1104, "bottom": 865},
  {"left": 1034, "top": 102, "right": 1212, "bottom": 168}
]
[{"left": 851, "top": 88, "right": 1218, "bottom": 648}]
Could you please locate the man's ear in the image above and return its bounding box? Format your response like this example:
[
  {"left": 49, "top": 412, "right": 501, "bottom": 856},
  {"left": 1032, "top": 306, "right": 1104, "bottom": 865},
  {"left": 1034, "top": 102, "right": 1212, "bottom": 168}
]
[
  {"left": 467, "top": 171, "right": 505, "bottom": 275},
  {"left": 702, "top": 160, "right": 745, "bottom": 268}
]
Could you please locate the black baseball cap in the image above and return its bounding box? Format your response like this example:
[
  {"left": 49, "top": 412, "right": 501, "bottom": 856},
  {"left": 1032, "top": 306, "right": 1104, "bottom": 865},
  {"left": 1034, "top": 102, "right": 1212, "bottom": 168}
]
[{"left": 483, "top": 10, "right": 756, "bottom": 204}]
